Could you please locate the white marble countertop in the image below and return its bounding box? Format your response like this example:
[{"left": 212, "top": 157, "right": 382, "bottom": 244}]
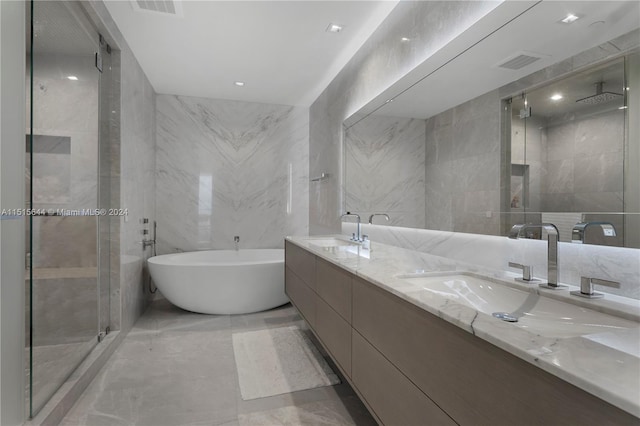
[{"left": 286, "top": 235, "right": 640, "bottom": 418}]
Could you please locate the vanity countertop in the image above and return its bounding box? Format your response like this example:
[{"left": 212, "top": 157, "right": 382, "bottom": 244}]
[{"left": 286, "top": 235, "right": 640, "bottom": 418}]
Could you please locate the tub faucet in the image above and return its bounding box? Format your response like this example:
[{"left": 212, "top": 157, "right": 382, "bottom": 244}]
[
  {"left": 572, "top": 221, "right": 616, "bottom": 244},
  {"left": 508, "top": 223, "right": 566, "bottom": 290},
  {"left": 234, "top": 236, "right": 240, "bottom": 251},
  {"left": 341, "top": 212, "right": 362, "bottom": 242},
  {"left": 368, "top": 213, "right": 390, "bottom": 224}
]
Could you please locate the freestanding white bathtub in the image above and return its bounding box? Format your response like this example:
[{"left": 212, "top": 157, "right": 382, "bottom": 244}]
[{"left": 147, "top": 249, "right": 288, "bottom": 315}]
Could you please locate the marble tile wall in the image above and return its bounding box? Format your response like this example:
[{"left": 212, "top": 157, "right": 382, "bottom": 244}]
[
  {"left": 156, "top": 95, "right": 309, "bottom": 253},
  {"left": 309, "top": 1, "right": 501, "bottom": 234},
  {"left": 86, "top": 0, "right": 158, "bottom": 333},
  {"left": 118, "top": 45, "right": 156, "bottom": 332},
  {"left": 424, "top": 90, "right": 502, "bottom": 235},
  {"left": 345, "top": 114, "right": 425, "bottom": 228},
  {"left": 344, "top": 222, "right": 640, "bottom": 300},
  {"left": 542, "top": 109, "right": 625, "bottom": 213}
]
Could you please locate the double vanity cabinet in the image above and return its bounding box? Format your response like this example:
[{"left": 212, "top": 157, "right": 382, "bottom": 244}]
[{"left": 284, "top": 238, "right": 638, "bottom": 425}]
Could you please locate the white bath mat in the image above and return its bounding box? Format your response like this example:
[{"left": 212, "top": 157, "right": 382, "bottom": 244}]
[{"left": 232, "top": 325, "right": 340, "bottom": 400}]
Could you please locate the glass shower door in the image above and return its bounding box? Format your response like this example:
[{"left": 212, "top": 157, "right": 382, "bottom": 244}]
[{"left": 26, "top": 0, "right": 102, "bottom": 416}]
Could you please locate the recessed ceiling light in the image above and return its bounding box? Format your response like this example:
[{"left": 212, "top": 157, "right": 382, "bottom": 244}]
[
  {"left": 401, "top": 37, "right": 410, "bottom": 42},
  {"left": 326, "top": 23, "right": 343, "bottom": 33},
  {"left": 234, "top": 81, "right": 245, "bottom": 87},
  {"left": 550, "top": 94, "right": 563, "bottom": 101},
  {"left": 67, "top": 75, "right": 78, "bottom": 81},
  {"left": 561, "top": 14, "right": 579, "bottom": 24}
]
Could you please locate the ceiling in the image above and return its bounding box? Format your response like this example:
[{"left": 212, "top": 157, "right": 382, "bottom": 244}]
[
  {"left": 103, "top": 0, "right": 398, "bottom": 106},
  {"left": 357, "top": 0, "right": 639, "bottom": 122},
  {"left": 513, "top": 58, "right": 625, "bottom": 119}
]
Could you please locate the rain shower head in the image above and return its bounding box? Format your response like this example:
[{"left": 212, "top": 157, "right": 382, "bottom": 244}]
[{"left": 575, "top": 81, "right": 622, "bottom": 105}]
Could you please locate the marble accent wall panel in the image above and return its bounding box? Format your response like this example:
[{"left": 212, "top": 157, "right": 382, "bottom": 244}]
[
  {"left": 344, "top": 223, "right": 640, "bottom": 300},
  {"left": 309, "top": 1, "right": 501, "bottom": 234},
  {"left": 345, "top": 115, "right": 425, "bottom": 228},
  {"left": 424, "top": 90, "right": 502, "bottom": 235},
  {"left": 156, "top": 95, "right": 309, "bottom": 253}
]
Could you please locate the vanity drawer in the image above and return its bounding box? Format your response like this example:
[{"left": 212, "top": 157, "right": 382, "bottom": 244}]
[
  {"left": 285, "top": 240, "right": 316, "bottom": 290},
  {"left": 352, "top": 276, "right": 635, "bottom": 425},
  {"left": 316, "top": 258, "right": 352, "bottom": 323},
  {"left": 285, "top": 266, "right": 316, "bottom": 328},
  {"left": 315, "top": 296, "right": 351, "bottom": 377},
  {"left": 352, "top": 330, "right": 456, "bottom": 426}
]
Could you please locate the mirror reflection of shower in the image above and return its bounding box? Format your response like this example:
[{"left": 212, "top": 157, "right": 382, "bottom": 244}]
[{"left": 509, "top": 57, "right": 629, "bottom": 246}]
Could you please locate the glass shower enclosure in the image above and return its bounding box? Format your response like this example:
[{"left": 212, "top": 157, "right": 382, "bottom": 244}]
[{"left": 26, "top": 0, "right": 111, "bottom": 416}]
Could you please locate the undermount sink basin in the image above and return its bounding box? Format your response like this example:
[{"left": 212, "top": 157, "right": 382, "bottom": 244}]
[
  {"left": 307, "top": 237, "right": 359, "bottom": 248},
  {"left": 399, "top": 273, "right": 638, "bottom": 339}
]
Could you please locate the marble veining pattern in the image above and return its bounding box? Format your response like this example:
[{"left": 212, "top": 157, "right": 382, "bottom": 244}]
[
  {"left": 344, "top": 223, "right": 640, "bottom": 300},
  {"left": 309, "top": 1, "right": 500, "bottom": 234},
  {"left": 288, "top": 234, "right": 640, "bottom": 417},
  {"left": 156, "top": 95, "right": 309, "bottom": 253},
  {"left": 345, "top": 115, "right": 425, "bottom": 228}
]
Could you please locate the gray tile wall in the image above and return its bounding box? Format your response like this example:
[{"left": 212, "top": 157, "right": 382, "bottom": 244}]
[
  {"left": 86, "top": 0, "right": 157, "bottom": 333},
  {"left": 119, "top": 46, "right": 156, "bottom": 332},
  {"left": 424, "top": 90, "right": 502, "bottom": 235}
]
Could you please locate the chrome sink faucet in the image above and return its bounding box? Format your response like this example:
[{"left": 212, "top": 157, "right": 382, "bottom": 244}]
[
  {"left": 368, "top": 213, "right": 390, "bottom": 224},
  {"left": 508, "top": 223, "right": 567, "bottom": 290},
  {"left": 341, "top": 212, "right": 362, "bottom": 242},
  {"left": 572, "top": 221, "right": 617, "bottom": 244}
]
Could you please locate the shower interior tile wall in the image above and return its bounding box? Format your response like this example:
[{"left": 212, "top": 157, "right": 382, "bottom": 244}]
[
  {"left": 156, "top": 95, "right": 309, "bottom": 253},
  {"left": 26, "top": 53, "right": 100, "bottom": 344}
]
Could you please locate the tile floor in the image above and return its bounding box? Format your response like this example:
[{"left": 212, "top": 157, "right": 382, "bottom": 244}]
[{"left": 60, "top": 299, "right": 376, "bottom": 426}]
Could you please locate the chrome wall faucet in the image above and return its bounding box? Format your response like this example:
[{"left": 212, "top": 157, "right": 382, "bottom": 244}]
[
  {"left": 508, "top": 223, "right": 566, "bottom": 290},
  {"left": 368, "top": 213, "right": 390, "bottom": 224},
  {"left": 572, "top": 221, "right": 617, "bottom": 244},
  {"left": 341, "top": 212, "right": 362, "bottom": 242}
]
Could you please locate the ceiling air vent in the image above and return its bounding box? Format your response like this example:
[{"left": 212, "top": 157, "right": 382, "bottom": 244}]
[
  {"left": 131, "top": 0, "right": 182, "bottom": 17},
  {"left": 497, "top": 52, "right": 543, "bottom": 70}
]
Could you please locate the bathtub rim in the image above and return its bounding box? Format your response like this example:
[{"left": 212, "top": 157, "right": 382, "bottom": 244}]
[{"left": 147, "top": 248, "right": 284, "bottom": 267}]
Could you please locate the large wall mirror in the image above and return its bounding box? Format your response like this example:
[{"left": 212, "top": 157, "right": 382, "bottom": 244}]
[{"left": 343, "top": 1, "right": 640, "bottom": 248}]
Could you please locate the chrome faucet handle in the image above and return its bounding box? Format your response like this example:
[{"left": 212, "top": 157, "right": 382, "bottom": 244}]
[
  {"left": 508, "top": 262, "right": 539, "bottom": 283},
  {"left": 341, "top": 212, "right": 362, "bottom": 242},
  {"left": 571, "top": 276, "right": 620, "bottom": 299},
  {"left": 368, "top": 213, "right": 390, "bottom": 224}
]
